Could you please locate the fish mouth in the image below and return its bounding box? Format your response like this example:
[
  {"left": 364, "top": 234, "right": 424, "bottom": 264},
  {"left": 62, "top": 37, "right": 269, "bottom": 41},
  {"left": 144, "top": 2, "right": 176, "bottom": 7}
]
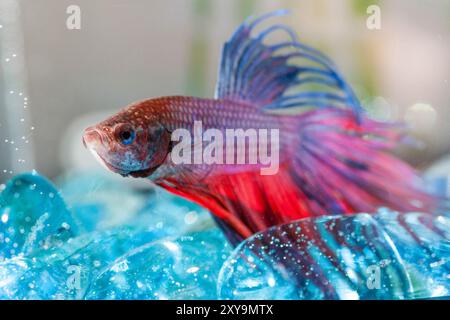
[{"left": 83, "top": 127, "right": 109, "bottom": 148}]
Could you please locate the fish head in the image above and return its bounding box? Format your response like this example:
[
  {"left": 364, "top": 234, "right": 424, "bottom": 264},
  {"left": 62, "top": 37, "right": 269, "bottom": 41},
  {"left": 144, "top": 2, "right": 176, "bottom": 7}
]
[{"left": 82, "top": 103, "right": 171, "bottom": 178}]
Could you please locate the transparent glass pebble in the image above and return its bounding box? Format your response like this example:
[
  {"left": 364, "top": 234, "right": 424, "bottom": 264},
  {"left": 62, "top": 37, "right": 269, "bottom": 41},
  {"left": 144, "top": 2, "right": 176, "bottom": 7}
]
[
  {"left": 0, "top": 173, "right": 78, "bottom": 261},
  {"left": 85, "top": 229, "right": 231, "bottom": 300},
  {"left": 218, "top": 211, "right": 450, "bottom": 300}
]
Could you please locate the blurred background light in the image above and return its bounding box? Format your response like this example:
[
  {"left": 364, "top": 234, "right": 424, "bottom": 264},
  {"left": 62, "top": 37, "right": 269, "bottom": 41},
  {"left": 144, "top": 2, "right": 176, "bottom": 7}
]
[{"left": 404, "top": 103, "right": 438, "bottom": 136}]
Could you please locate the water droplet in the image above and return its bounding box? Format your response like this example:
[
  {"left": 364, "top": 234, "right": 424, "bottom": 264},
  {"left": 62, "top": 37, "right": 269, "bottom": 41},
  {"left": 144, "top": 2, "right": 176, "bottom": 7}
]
[
  {"left": 184, "top": 211, "right": 198, "bottom": 225},
  {"left": 186, "top": 266, "right": 200, "bottom": 274},
  {"left": 404, "top": 103, "right": 437, "bottom": 135},
  {"left": 1, "top": 213, "right": 9, "bottom": 223}
]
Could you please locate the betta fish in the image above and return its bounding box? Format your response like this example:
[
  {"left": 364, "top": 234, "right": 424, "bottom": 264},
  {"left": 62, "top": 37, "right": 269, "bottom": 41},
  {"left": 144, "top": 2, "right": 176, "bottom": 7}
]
[{"left": 83, "top": 10, "right": 439, "bottom": 245}]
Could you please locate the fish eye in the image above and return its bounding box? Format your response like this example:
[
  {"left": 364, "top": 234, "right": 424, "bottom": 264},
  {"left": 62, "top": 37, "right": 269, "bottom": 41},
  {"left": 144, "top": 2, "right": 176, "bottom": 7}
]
[{"left": 117, "top": 126, "right": 135, "bottom": 145}]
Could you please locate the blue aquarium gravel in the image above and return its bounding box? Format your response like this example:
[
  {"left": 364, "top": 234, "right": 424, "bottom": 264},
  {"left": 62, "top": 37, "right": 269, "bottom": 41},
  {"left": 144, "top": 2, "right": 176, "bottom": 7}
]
[{"left": 0, "top": 172, "right": 449, "bottom": 300}]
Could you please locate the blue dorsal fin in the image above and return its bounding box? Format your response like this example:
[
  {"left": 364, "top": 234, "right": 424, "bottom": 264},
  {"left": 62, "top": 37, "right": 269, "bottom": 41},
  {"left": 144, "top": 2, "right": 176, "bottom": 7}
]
[{"left": 214, "top": 10, "right": 362, "bottom": 119}]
